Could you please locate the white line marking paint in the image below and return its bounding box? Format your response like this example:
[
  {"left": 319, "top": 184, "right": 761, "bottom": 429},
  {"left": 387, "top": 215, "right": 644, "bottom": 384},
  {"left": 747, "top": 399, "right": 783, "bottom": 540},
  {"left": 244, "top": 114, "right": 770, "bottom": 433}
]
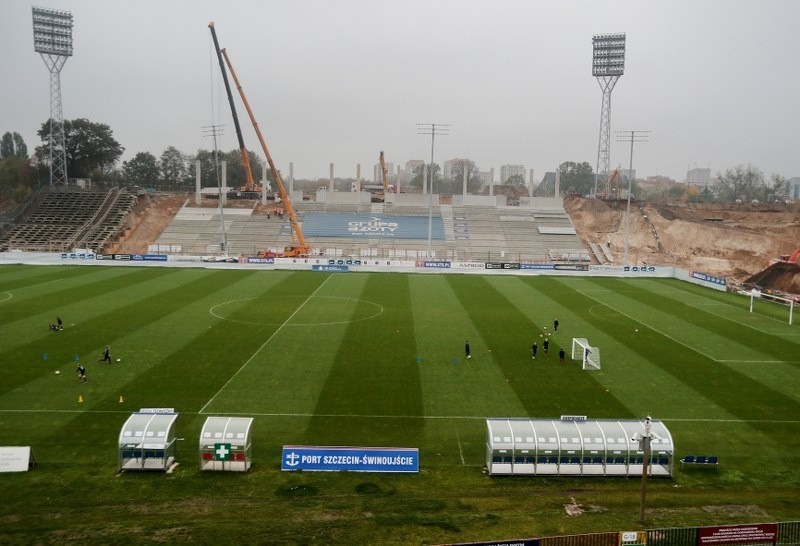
[{"left": 199, "top": 275, "right": 334, "bottom": 414}]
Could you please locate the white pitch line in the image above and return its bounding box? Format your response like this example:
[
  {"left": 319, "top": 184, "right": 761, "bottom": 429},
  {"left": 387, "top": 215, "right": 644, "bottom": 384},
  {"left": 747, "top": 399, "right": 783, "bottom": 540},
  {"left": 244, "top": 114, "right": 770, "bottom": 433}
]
[
  {"left": 199, "top": 274, "right": 333, "bottom": 414},
  {"left": 3, "top": 408, "right": 800, "bottom": 424},
  {"left": 716, "top": 360, "right": 800, "bottom": 364},
  {"left": 0, "top": 292, "right": 12, "bottom": 304},
  {"left": 455, "top": 427, "right": 465, "bottom": 466},
  {"left": 576, "top": 289, "right": 725, "bottom": 362}
]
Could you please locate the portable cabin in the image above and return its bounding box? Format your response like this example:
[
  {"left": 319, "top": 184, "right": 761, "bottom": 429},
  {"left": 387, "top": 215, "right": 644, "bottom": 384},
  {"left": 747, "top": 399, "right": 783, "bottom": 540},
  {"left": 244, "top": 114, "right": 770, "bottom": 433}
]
[
  {"left": 485, "top": 418, "right": 674, "bottom": 477},
  {"left": 199, "top": 416, "right": 253, "bottom": 472},
  {"left": 118, "top": 412, "right": 179, "bottom": 472}
]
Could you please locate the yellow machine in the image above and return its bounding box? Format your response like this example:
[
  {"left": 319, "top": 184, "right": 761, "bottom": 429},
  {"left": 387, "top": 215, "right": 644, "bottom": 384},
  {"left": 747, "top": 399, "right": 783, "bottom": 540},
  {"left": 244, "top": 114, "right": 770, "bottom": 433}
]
[{"left": 213, "top": 29, "right": 310, "bottom": 257}]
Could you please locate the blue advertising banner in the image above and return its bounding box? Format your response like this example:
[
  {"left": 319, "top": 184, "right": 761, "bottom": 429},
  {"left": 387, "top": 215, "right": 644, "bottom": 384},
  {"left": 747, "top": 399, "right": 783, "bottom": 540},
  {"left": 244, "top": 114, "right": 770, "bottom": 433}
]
[
  {"left": 312, "top": 265, "right": 349, "bottom": 272},
  {"left": 416, "top": 260, "right": 451, "bottom": 269},
  {"left": 247, "top": 257, "right": 275, "bottom": 264},
  {"left": 302, "top": 213, "right": 444, "bottom": 240},
  {"left": 131, "top": 254, "right": 168, "bottom": 261},
  {"left": 521, "top": 263, "right": 555, "bottom": 270},
  {"left": 281, "top": 446, "right": 419, "bottom": 473}
]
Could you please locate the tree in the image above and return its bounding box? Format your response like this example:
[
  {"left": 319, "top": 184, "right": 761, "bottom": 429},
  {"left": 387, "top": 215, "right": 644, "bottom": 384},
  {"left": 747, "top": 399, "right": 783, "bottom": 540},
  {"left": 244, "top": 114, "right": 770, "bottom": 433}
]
[
  {"left": 558, "top": 161, "right": 595, "bottom": 195},
  {"left": 1, "top": 132, "right": 28, "bottom": 159},
  {"left": 122, "top": 152, "right": 160, "bottom": 188},
  {"left": 769, "top": 174, "right": 788, "bottom": 202},
  {"left": 409, "top": 163, "right": 441, "bottom": 191},
  {"left": 715, "top": 164, "right": 766, "bottom": 202},
  {"left": 160, "top": 146, "right": 187, "bottom": 190},
  {"left": 0, "top": 157, "right": 35, "bottom": 201},
  {"left": 35, "top": 118, "right": 124, "bottom": 179},
  {"left": 448, "top": 161, "right": 483, "bottom": 194},
  {"left": 506, "top": 174, "right": 526, "bottom": 186}
]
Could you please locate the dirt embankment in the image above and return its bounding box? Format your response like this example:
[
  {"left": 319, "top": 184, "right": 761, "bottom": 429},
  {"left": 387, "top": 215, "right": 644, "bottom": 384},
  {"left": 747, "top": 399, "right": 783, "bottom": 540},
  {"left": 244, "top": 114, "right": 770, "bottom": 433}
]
[{"left": 563, "top": 196, "right": 800, "bottom": 293}]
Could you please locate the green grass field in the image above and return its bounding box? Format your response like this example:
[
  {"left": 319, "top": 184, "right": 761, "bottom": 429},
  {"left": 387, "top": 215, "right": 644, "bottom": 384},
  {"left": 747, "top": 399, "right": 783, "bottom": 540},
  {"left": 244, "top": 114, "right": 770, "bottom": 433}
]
[{"left": 1, "top": 264, "right": 799, "bottom": 544}]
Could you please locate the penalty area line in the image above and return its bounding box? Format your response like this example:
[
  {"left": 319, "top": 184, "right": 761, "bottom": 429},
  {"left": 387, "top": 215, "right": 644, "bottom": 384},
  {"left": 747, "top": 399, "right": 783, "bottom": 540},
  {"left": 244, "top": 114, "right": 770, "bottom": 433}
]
[{"left": 198, "top": 274, "right": 334, "bottom": 414}]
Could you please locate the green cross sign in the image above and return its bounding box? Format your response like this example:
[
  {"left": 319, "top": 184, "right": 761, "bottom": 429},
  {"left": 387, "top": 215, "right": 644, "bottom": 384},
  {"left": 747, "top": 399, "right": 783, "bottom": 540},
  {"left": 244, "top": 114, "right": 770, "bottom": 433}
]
[{"left": 214, "top": 443, "right": 232, "bottom": 461}]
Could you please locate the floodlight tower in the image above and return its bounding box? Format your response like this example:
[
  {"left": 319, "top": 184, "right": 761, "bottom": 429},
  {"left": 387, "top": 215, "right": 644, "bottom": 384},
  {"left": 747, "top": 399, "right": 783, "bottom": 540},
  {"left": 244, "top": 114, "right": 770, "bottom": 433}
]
[
  {"left": 32, "top": 6, "right": 74, "bottom": 186},
  {"left": 592, "top": 33, "right": 626, "bottom": 196}
]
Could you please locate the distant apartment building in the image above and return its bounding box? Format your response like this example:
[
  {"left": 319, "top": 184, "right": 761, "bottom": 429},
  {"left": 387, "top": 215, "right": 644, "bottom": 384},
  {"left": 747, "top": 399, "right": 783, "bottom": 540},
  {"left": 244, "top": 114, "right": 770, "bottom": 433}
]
[
  {"left": 500, "top": 164, "right": 526, "bottom": 183},
  {"left": 789, "top": 177, "right": 800, "bottom": 201},
  {"left": 373, "top": 161, "right": 394, "bottom": 183},
  {"left": 443, "top": 158, "right": 471, "bottom": 181},
  {"left": 686, "top": 168, "right": 711, "bottom": 190},
  {"left": 477, "top": 171, "right": 493, "bottom": 187}
]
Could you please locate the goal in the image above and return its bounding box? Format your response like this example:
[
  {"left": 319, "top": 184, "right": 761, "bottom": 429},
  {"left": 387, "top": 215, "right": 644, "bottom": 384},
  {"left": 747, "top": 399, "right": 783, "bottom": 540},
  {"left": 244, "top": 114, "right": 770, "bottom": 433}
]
[{"left": 571, "top": 338, "right": 601, "bottom": 371}]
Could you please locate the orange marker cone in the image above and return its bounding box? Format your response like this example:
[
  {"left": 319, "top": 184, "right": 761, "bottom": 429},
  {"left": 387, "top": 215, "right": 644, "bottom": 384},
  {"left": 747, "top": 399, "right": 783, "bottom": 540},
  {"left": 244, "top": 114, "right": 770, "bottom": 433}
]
[
  {"left": 78, "top": 395, "right": 84, "bottom": 403},
  {"left": 119, "top": 396, "right": 124, "bottom": 404}
]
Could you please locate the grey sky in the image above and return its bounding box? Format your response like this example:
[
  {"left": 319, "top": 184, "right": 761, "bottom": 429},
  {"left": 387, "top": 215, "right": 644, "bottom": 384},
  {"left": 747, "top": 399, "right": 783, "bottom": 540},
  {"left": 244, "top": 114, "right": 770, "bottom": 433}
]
[{"left": 4, "top": 0, "right": 799, "bottom": 182}]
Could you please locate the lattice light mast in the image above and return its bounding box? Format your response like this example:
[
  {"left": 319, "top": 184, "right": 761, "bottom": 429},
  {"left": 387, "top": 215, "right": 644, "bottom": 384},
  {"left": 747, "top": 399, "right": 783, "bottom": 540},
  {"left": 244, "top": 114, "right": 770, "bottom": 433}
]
[
  {"left": 592, "top": 33, "right": 625, "bottom": 196},
  {"left": 32, "top": 6, "right": 73, "bottom": 185}
]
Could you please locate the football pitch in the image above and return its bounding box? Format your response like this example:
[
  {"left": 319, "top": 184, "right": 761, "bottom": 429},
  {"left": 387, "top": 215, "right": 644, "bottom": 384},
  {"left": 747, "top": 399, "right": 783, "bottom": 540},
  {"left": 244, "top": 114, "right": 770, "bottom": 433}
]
[{"left": 1, "top": 264, "right": 799, "bottom": 544}]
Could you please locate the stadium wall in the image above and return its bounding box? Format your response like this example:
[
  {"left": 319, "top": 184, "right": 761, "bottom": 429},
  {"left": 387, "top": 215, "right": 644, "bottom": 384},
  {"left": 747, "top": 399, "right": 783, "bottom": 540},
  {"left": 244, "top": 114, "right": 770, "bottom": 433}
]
[{"left": 0, "top": 251, "right": 722, "bottom": 285}]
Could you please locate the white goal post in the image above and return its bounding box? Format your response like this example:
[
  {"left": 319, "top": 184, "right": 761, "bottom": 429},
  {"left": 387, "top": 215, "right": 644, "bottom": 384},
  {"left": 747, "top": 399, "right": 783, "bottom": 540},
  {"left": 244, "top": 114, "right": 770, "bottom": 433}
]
[
  {"left": 748, "top": 289, "right": 795, "bottom": 325},
  {"left": 571, "top": 338, "right": 601, "bottom": 371}
]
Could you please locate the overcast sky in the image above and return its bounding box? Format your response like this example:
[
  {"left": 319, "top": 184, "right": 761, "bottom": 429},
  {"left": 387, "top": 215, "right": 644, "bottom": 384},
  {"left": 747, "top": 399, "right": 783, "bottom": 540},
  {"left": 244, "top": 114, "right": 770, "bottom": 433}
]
[{"left": 3, "top": 0, "right": 799, "bottom": 182}]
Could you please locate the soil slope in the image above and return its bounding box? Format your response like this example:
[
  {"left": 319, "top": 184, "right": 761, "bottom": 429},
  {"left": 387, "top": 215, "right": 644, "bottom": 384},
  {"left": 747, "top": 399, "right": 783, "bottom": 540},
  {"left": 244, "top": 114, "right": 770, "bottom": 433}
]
[{"left": 563, "top": 196, "right": 800, "bottom": 293}]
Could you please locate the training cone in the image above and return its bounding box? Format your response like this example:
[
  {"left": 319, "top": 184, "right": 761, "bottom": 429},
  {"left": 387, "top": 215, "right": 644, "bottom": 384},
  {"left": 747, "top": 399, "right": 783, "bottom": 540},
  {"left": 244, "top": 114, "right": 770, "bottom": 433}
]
[
  {"left": 119, "top": 396, "right": 124, "bottom": 404},
  {"left": 78, "top": 395, "right": 84, "bottom": 403}
]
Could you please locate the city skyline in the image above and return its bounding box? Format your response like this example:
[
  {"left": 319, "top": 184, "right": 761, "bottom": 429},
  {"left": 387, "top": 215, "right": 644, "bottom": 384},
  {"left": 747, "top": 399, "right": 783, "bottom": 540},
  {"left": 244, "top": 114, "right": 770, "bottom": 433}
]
[{"left": 3, "top": 1, "right": 799, "bottom": 183}]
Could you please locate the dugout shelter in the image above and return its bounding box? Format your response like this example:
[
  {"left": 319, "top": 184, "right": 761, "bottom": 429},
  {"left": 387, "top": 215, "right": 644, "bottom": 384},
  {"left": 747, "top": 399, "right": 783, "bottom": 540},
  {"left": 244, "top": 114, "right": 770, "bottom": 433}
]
[
  {"left": 199, "top": 416, "right": 253, "bottom": 472},
  {"left": 117, "top": 411, "right": 179, "bottom": 472},
  {"left": 486, "top": 418, "right": 674, "bottom": 477}
]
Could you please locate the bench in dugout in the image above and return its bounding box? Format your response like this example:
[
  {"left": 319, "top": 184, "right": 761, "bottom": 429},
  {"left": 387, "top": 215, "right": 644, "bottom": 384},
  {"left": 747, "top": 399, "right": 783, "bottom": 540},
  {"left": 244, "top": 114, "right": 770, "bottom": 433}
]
[{"left": 680, "top": 454, "right": 718, "bottom": 470}]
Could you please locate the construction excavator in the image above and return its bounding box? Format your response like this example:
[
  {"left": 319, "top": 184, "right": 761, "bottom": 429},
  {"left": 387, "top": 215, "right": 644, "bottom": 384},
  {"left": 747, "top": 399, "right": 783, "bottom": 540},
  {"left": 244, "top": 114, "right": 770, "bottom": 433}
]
[
  {"left": 209, "top": 23, "right": 310, "bottom": 258},
  {"left": 365, "top": 151, "right": 391, "bottom": 203},
  {"left": 208, "top": 23, "right": 263, "bottom": 200}
]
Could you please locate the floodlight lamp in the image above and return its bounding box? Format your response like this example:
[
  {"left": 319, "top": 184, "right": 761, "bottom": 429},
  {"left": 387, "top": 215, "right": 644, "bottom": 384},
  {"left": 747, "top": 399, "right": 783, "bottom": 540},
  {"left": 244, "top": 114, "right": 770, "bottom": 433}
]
[
  {"left": 32, "top": 6, "right": 73, "bottom": 57},
  {"left": 592, "top": 32, "right": 625, "bottom": 77}
]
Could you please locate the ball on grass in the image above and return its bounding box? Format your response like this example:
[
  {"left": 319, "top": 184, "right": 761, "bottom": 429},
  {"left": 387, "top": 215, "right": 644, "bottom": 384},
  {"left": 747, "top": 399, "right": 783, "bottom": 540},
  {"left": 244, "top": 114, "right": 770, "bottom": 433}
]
[
  {"left": 54, "top": 370, "right": 61, "bottom": 375},
  {"left": 635, "top": 329, "right": 638, "bottom": 333},
  {"left": 116, "top": 358, "right": 121, "bottom": 362}
]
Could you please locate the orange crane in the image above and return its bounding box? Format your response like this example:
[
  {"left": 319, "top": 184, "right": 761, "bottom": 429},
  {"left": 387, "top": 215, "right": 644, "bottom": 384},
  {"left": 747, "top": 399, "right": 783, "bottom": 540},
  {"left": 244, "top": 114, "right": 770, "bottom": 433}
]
[
  {"left": 208, "top": 23, "right": 260, "bottom": 199},
  {"left": 217, "top": 43, "right": 310, "bottom": 258},
  {"left": 380, "top": 151, "right": 389, "bottom": 193}
]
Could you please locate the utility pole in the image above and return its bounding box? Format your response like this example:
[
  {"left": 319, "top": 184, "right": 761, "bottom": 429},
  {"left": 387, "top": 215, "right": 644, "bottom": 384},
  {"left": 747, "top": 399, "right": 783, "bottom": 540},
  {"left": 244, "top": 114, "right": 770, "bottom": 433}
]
[
  {"left": 616, "top": 130, "right": 650, "bottom": 267},
  {"left": 417, "top": 123, "right": 450, "bottom": 255},
  {"left": 203, "top": 124, "right": 228, "bottom": 255}
]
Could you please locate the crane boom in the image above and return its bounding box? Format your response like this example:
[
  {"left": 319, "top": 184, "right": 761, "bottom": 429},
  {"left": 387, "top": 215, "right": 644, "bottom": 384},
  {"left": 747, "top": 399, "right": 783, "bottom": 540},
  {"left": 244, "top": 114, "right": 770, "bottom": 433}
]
[
  {"left": 220, "top": 47, "right": 310, "bottom": 256},
  {"left": 380, "top": 151, "right": 389, "bottom": 192},
  {"left": 207, "top": 22, "right": 256, "bottom": 192}
]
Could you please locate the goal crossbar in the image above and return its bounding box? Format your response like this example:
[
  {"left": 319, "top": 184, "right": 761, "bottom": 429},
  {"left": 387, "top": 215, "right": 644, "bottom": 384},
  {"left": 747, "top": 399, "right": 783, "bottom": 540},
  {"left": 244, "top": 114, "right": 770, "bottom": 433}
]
[{"left": 571, "top": 337, "right": 601, "bottom": 370}]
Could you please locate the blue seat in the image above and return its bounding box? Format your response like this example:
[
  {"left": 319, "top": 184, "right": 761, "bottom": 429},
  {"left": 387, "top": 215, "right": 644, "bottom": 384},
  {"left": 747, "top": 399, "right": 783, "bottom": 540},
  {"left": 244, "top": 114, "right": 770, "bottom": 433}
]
[
  {"left": 525, "top": 456, "right": 535, "bottom": 464},
  {"left": 570, "top": 457, "right": 581, "bottom": 464},
  {"left": 614, "top": 457, "right": 625, "bottom": 464},
  {"left": 707, "top": 456, "right": 718, "bottom": 464},
  {"left": 696, "top": 455, "right": 706, "bottom": 464},
  {"left": 658, "top": 457, "right": 668, "bottom": 465},
  {"left": 537, "top": 456, "right": 547, "bottom": 464},
  {"left": 682, "top": 455, "right": 695, "bottom": 464},
  {"left": 492, "top": 456, "right": 501, "bottom": 463},
  {"left": 548, "top": 456, "right": 558, "bottom": 464},
  {"left": 582, "top": 456, "right": 592, "bottom": 464},
  {"left": 514, "top": 456, "right": 525, "bottom": 464},
  {"left": 593, "top": 457, "right": 603, "bottom": 464}
]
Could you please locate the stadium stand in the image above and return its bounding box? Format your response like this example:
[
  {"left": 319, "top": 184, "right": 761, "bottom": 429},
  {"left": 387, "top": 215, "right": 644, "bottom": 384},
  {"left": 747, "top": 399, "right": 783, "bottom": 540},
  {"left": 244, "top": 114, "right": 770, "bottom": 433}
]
[
  {"left": 0, "top": 187, "right": 138, "bottom": 253},
  {"left": 153, "top": 198, "right": 590, "bottom": 263}
]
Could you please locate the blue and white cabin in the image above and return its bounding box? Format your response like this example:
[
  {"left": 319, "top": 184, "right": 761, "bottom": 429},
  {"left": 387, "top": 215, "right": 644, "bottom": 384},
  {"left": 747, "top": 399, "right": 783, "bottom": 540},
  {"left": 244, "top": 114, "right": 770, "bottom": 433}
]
[
  {"left": 486, "top": 418, "right": 674, "bottom": 477},
  {"left": 118, "top": 412, "right": 179, "bottom": 472}
]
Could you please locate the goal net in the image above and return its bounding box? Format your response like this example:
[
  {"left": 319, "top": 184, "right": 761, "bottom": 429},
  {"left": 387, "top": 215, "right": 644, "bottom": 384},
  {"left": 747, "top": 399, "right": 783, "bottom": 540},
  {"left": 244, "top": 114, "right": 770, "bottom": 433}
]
[{"left": 571, "top": 338, "right": 601, "bottom": 371}]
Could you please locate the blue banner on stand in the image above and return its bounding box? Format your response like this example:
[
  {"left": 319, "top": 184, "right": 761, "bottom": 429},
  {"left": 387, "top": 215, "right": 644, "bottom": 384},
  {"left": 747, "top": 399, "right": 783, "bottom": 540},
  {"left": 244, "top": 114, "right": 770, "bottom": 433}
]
[{"left": 281, "top": 446, "right": 419, "bottom": 473}]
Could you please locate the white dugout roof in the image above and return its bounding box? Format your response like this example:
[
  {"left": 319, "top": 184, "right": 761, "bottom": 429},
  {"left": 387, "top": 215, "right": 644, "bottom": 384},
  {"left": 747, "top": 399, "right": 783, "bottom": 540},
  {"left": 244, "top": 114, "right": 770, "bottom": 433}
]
[{"left": 486, "top": 418, "right": 674, "bottom": 477}]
